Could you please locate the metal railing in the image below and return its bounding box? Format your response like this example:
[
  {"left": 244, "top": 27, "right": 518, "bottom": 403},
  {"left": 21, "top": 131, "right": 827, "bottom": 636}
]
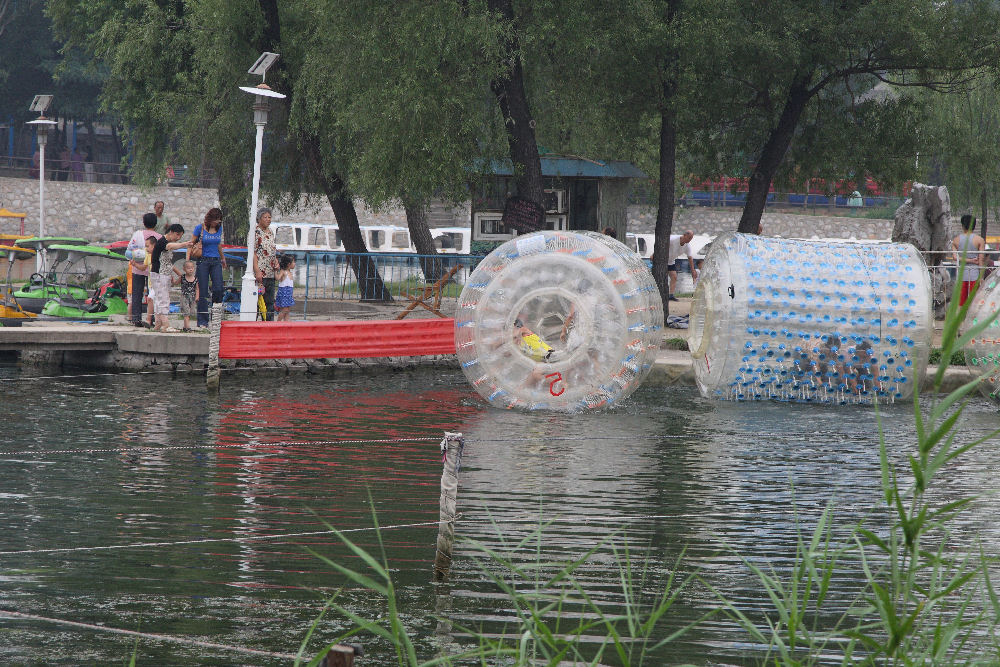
[
  {"left": 0, "top": 156, "right": 218, "bottom": 188},
  {"left": 291, "top": 251, "right": 480, "bottom": 313}
]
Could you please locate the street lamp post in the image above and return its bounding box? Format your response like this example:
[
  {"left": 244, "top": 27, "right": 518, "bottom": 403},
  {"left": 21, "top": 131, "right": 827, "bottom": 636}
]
[
  {"left": 238, "top": 52, "right": 285, "bottom": 321},
  {"left": 26, "top": 94, "right": 56, "bottom": 273}
]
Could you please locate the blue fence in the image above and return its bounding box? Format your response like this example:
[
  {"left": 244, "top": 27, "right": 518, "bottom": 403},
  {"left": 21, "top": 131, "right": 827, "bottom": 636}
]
[{"left": 678, "top": 191, "right": 902, "bottom": 209}]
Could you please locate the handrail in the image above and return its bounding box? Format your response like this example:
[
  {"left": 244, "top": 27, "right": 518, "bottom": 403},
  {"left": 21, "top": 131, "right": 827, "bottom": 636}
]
[{"left": 0, "top": 155, "right": 218, "bottom": 188}]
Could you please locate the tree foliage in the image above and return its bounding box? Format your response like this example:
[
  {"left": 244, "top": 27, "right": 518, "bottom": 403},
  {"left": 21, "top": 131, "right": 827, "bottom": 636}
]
[
  {"left": 916, "top": 74, "right": 1000, "bottom": 234},
  {"left": 38, "top": 0, "right": 1000, "bottom": 267},
  {"left": 0, "top": 1, "right": 105, "bottom": 135},
  {"left": 710, "top": 0, "right": 1000, "bottom": 232}
]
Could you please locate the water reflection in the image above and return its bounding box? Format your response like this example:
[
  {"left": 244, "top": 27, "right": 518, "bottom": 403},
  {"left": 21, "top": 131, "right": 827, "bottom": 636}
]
[{"left": 0, "top": 362, "right": 999, "bottom": 664}]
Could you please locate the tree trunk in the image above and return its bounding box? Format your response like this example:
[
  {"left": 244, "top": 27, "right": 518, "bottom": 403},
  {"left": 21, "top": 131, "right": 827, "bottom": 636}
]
[
  {"left": 737, "top": 73, "right": 815, "bottom": 233},
  {"left": 403, "top": 198, "right": 444, "bottom": 283},
  {"left": 255, "top": 0, "right": 390, "bottom": 301},
  {"left": 652, "top": 106, "right": 677, "bottom": 315},
  {"left": 302, "top": 137, "right": 391, "bottom": 301},
  {"left": 488, "top": 0, "right": 544, "bottom": 208},
  {"left": 83, "top": 118, "right": 97, "bottom": 171},
  {"left": 651, "top": 1, "right": 680, "bottom": 315},
  {"left": 216, "top": 163, "right": 247, "bottom": 245}
]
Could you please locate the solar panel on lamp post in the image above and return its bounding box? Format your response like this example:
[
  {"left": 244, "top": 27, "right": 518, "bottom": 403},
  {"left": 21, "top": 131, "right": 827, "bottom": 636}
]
[
  {"left": 26, "top": 95, "right": 57, "bottom": 273},
  {"left": 238, "top": 53, "right": 286, "bottom": 321}
]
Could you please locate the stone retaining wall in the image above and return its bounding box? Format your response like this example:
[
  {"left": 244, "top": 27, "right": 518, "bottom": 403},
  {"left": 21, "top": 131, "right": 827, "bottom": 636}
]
[
  {"left": 0, "top": 176, "right": 410, "bottom": 242},
  {"left": 1, "top": 174, "right": 935, "bottom": 243},
  {"left": 627, "top": 206, "right": 899, "bottom": 239}
]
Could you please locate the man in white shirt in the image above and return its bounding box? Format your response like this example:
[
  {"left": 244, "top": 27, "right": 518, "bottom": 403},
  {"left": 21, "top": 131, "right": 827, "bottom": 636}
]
[{"left": 666, "top": 230, "right": 698, "bottom": 301}]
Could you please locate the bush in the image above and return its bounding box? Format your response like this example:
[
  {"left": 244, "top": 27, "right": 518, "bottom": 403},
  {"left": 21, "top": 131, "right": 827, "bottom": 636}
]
[{"left": 928, "top": 348, "right": 967, "bottom": 366}]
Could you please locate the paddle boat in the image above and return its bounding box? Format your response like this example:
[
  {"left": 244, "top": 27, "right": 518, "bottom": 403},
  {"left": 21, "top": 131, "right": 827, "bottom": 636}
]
[
  {"left": 11, "top": 237, "right": 91, "bottom": 312},
  {"left": 0, "top": 244, "right": 38, "bottom": 323},
  {"left": 37, "top": 245, "right": 129, "bottom": 320}
]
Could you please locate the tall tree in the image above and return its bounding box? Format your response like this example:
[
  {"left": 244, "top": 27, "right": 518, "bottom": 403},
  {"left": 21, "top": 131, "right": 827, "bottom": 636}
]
[
  {"left": 522, "top": 0, "right": 733, "bottom": 307},
  {"left": 486, "top": 0, "right": 545, "bottom": 212},
  {"left": 49, "top": 0, "right": 398, "bottom": 299},
  {"left": 294, "top": 0, "right": 506, "bottom": 284},
  {"left": 719, "top": 0, "right": 1000, "bottom": 233},
  {"left": 917, "top": 75, "right": 1000, "bottom": 239}
]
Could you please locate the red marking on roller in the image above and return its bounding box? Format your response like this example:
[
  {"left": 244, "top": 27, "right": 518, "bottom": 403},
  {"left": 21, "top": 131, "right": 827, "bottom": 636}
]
[
  {"left": 219, "top": 319, "right": 457, "bottom": 359},
  {"left": 545, "top": 372, "right": 565, "bottom": 396}
]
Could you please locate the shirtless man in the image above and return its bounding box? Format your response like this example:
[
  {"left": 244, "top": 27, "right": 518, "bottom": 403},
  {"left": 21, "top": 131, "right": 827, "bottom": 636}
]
[{"left": 666, "top": 230, "right": 698, "bottom": 301}]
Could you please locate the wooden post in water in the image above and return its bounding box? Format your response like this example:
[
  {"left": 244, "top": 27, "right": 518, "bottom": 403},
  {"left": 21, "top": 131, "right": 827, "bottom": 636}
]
[
  {"left": 434, "top": 432, "right": 464, "bottom": 582},
  {"left": 206, "top": 303, "right": 223, "bottom": 392},
  {"left": 319, "top": 643, "right": 362, "bottom": 666}
]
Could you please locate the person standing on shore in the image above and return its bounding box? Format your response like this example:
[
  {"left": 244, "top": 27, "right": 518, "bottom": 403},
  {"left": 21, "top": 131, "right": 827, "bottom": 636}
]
[
  {"left": 189, "top": 207, "right": 227, "bottom": 328},
  {"left": 153, "top": 200, "right": 170, "bottom": 235},
  {"left": 126, "top": 213, "right": 161, "bottom": 327},
  {"left": 666, "top": 230, "right": 698, "bottom": 301},
  {"left": 253, "top": 208, "right": 278, "bottom": 321},
  {"left": 176, "top": 260, "right": 199, "bottom": 331},
  {"left": 952, "top": 214, "right": 985, "bottom": 306},
  {"left": 274, "top": 254, "right": 296, "bottom": 321},
  {"left": 149, "top": 224, "right": 189, "bottom": 332}
]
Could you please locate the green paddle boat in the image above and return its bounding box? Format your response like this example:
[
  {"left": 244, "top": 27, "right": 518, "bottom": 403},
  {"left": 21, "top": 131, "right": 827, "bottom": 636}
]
[
  {"left": 11, "top": 237, "right": 90, "bottom": 312},
  {"left": 37, "top": 245, "right": 129, "bottom": 320}
]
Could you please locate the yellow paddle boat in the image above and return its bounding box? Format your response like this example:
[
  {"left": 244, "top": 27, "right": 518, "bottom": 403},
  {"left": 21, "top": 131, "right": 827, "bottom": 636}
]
[{"left": 0, "top": 244, "right": 37, "bottom": 323}]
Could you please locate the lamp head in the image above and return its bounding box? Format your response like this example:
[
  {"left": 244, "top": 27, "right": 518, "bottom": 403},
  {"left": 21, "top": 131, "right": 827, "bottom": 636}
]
[{"left": 26, "top": 117, "right": 57, "bottom": 144}]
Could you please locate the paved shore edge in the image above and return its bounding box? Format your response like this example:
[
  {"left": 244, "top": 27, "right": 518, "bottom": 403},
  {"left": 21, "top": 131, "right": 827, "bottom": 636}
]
[{"left": 0, "top": 323, "right": 975, "bottom": 395}]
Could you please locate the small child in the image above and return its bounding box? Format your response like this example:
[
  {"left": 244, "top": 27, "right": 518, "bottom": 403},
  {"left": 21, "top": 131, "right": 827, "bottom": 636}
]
[
  {"left": 177, "top": 260, "right": 199, "bottom": 331},
  {"left": 274, "top": 255, "right": 295, "bottom": 321},
  {"left": 142, "top": 236, "right": 156, "bottom": 327},
  {"left": 143, "top": 237, "right": 155, "bottom": 272}
]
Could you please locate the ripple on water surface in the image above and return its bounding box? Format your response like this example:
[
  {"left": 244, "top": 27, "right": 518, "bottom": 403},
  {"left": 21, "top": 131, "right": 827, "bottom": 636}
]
[{"left": 0, "top": 361, "right": 998, "bottom": 664}]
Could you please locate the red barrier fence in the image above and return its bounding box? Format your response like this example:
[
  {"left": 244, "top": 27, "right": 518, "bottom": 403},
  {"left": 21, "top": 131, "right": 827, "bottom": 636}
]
[{"left": 218, "top": 319, "right": 457, "bottom": 359}]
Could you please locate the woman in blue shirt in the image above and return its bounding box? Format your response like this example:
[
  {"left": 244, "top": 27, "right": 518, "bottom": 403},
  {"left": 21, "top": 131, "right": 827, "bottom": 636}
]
[{"left": 189, "top": 207, "right": 227, "bottom": 327}]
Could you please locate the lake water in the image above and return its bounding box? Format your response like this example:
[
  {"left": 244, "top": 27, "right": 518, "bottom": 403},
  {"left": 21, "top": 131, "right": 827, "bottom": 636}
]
[{"left": 0, "top": 361, "right": 998, "bottom": 664}]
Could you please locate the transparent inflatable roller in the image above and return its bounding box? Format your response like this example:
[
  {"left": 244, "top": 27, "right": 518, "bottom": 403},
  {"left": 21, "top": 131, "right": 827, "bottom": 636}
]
[
  {"left": 455, "top": 230, "right": 663, "bottom": 411},
  {"left": 690, "top": 233, "right": 933, "bottom": 404},
  {"left": 964, "top": 272, "right": 1000, "bottom": 399}
]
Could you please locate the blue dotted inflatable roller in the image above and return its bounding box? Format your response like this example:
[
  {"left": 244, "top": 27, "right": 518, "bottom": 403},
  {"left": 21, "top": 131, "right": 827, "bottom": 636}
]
[
  {"left": 454, "top": 230, "right": 664, "bottom": 412},
  {"left": 689, "top": 233, "right": 933, "bottom": 404}
]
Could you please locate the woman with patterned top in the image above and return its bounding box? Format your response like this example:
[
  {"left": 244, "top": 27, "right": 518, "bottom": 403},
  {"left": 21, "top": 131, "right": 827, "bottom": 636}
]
[{"left": 253, "top": 207, "right": 278, "bottom": 321}]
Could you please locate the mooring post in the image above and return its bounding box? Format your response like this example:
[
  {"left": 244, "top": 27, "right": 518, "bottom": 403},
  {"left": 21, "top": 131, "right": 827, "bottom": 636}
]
[
  {"left": 206, "top": 302, "right": 223, "bottom": 392},
  {"left": 318, "top": 643, "right": 363, "bottom": 666},
  {"left": 433, "top": 431, "right": 464, "bottom": 582}
]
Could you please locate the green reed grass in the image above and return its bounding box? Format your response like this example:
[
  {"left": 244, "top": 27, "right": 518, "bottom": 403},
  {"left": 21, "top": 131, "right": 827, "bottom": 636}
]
[{"left": 298, "top": 508, "right": 704, "bottom": 666}]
